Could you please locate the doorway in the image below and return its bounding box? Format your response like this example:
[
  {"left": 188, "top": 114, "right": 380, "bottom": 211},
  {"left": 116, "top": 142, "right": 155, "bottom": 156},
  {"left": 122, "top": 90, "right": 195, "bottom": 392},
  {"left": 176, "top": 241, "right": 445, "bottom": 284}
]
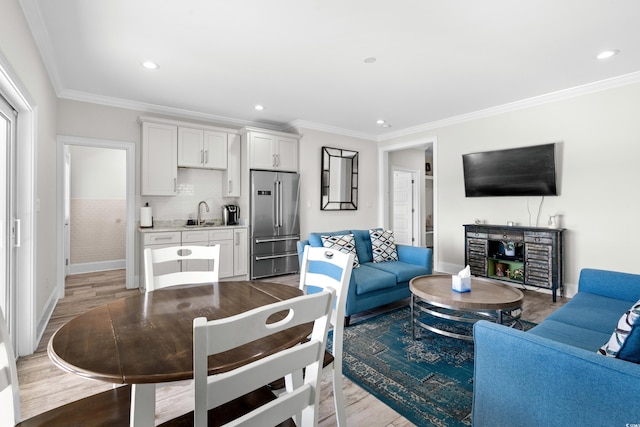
[
  {"left": 56, "top": 136, "right": 136, "bottom": 295},
  {"left": 378, "top": 137, "right": 437, "bottom": 267}
]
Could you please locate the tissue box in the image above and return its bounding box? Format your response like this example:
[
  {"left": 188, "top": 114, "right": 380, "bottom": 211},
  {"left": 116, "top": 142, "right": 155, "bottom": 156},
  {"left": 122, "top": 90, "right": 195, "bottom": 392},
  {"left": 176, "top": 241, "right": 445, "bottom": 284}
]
[{"left": 452, "top": 276, "right": 471, "bottom": 293}]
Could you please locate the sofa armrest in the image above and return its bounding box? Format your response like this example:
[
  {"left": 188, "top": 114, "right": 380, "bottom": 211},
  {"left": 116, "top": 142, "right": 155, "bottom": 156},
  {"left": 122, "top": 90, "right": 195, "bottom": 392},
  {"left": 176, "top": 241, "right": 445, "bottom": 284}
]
[
  {"left": 473, "top": 321, "right": 640, "bottom": 427},
  {"left": 396, "top": 245, "right": 432, "bottom": 272},
  {"left": 578, "top": 268, "right": 640, "bottom": 302}
]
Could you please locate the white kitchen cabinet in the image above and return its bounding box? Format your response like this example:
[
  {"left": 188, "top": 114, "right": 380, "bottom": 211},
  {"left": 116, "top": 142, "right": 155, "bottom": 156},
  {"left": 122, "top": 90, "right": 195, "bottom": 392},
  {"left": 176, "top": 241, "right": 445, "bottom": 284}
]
[
  {"left": 223, "top": 133, "right": 241, "bottom": 197},
  {"left": 178, "top": 127, "right": 228, "bottom": 169},
  {"left": 245, "top": 128, "right": 300, "bottom": 172},
  {"left": 141, "top": 122, "right": 177, "bottom": 196},
  {"left": 210, "top": 229, "right": 234, "bottom": 279},
  {"left": 233, "top": 227, "right": 248, "bottom": 276}
]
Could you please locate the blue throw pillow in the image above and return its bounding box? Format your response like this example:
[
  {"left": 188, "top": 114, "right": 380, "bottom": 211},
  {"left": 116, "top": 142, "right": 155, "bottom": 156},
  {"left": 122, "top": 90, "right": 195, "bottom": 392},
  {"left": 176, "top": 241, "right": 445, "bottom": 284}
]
[{"left": 598, "top": 299, "right": 640, "bottom": 363}]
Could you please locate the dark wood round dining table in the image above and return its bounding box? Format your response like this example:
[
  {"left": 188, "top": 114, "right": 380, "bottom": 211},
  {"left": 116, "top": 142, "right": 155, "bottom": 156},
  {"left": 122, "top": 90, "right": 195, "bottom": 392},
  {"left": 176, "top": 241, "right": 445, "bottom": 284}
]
[
  {"left": 47, "top": 281, "right": 309, "bottom": 426},
  {"left": 48, "top": 281, "right": 308, "bottom": 384}
]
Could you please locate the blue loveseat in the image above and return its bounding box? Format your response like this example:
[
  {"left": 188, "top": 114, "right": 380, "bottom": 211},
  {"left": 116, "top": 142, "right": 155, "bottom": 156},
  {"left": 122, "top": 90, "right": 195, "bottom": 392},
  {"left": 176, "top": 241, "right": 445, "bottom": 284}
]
[
  {"left": 298, "top": 229, "right": 433, "bottom": 326},
  {"left": 473, "top": 268, "right": 640, "bottom": 426}
]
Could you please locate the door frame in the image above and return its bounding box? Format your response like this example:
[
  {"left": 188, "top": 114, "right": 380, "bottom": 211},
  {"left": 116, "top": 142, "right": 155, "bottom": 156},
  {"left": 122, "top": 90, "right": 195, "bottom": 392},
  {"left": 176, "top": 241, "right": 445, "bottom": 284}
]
[
  {"left": 56, "top": 136, "right": 136, "bottom": 296},
  {"left": 378, "top": 137, "right": 438, "bottom": 266}
]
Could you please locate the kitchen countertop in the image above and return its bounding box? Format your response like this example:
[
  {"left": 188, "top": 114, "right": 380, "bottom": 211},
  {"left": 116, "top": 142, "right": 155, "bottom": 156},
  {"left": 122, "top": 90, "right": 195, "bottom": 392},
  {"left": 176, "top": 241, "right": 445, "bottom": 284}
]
[{"left": 138, "top": 220, "right": 247, "bottom": 233}]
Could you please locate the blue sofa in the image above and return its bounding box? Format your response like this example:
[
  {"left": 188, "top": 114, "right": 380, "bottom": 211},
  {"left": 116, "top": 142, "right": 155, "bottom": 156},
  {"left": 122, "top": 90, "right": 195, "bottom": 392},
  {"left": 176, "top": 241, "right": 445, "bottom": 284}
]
[
  {"left": 473, "top": 268, "right": 640, "bottom": 426},
  {"left": 298, "top": 229, "right": 433, "bottom": 326}
]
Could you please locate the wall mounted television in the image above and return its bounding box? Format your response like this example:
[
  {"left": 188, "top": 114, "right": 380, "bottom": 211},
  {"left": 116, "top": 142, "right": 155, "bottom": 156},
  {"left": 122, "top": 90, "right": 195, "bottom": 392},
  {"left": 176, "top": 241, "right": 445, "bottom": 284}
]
[{"left": 462, "top": 143, "right": 558, "bottom": 197}]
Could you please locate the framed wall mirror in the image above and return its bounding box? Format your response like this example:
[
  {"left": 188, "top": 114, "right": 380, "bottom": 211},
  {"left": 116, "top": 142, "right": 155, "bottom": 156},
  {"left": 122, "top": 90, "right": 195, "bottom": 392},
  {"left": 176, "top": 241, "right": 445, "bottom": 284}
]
[{"left": 321, "top": 146, "right": 358, "bottom": 210}]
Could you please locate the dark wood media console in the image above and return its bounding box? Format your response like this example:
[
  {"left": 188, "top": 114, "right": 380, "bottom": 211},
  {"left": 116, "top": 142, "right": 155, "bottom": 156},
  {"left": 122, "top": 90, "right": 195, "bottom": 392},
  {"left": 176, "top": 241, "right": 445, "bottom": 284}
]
[{"left": 464, "top": 224, "right": 564, "bottom": 301}]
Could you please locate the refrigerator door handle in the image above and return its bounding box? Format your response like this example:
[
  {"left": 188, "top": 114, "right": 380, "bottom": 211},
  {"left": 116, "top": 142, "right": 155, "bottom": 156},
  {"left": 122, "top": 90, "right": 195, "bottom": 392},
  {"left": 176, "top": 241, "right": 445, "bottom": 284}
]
[
  {"left": 255, "top": 236, "right": 299, "bottom": 243},
  {"left": 278, "top": 180, "right": 283, "bottom": 228},
  {"left": 272, "top": 180, "right": 279, "bottom": 227},
  {"left": 255, "top": 253, "right": 299, "bottom": 261}
]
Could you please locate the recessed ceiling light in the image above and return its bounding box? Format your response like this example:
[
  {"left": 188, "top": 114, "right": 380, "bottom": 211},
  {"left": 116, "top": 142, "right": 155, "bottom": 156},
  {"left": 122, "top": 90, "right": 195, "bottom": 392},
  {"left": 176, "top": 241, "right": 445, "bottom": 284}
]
[
  {"left": 254, "top": 105, "right": 265, "bottom": 111},
  {"left": 376, "top": 119, "right": 386, "bottom": 125},
  {"left": 141, "top": 61, "right": 159, "bottom": 70},
  {"left": 364, "top": 57, "right": 377, "bottom": 64},
  {"left": 596, "top": 49, "right": 620, "bottom": 60}
]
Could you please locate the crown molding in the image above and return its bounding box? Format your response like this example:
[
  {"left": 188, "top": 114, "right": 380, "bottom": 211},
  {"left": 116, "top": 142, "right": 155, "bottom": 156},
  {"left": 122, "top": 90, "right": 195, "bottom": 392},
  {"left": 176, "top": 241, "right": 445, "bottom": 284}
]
[
  {"left": 286, "top": 120, "right": 377, "bottom": 141},
  {"left": 58, "top": 88, "right": 285, "bottom": 131},
  {"left": 19, "top": 0, "right": 64, "bottom": 94},
  {"left": 377, "top": 71, "right": 640, "bottom": 142}
]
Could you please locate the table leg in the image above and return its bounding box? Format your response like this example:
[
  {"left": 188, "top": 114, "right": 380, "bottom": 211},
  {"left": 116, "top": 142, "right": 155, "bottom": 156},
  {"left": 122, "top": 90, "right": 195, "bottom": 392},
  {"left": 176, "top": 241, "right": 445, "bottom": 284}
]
[{"left": 131, "top": 384, "right": 156, "bottom": 427}]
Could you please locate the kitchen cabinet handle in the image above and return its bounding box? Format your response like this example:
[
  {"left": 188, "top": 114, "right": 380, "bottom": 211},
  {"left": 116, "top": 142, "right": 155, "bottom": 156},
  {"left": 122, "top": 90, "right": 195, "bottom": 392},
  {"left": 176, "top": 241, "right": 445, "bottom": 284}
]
[
  {"left": 205, "top": 150, "right": 209, "bottom": 164},
  {"left": 228, "top": 180, "right": 232, "bottom": 194},
  {"left": 272, "top": 154, "right": 276, "bottom": 167},
  {"left": 200, "top": 150, "right": 204, "bottom": 164}
]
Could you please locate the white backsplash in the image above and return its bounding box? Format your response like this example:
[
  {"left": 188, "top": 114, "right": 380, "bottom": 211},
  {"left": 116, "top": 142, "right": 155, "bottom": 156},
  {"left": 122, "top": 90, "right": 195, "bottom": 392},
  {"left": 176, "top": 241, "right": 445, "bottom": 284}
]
[{"left": 142, "top": 168, "right": 239, "bottom": 223}]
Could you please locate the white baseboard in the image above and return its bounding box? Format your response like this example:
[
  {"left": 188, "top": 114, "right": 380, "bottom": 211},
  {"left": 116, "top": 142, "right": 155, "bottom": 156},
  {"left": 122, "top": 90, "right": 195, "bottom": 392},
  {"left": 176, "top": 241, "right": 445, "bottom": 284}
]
[{"left": 70, "top": 259, "right": 125, "bottom": 275}]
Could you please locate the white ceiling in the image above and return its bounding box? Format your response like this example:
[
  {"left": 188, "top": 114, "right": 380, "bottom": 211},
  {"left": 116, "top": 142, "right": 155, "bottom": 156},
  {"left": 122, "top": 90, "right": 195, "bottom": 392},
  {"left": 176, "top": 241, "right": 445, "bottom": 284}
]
[{"left": 19, "top": 0, "right": 640, "bottom": 140}]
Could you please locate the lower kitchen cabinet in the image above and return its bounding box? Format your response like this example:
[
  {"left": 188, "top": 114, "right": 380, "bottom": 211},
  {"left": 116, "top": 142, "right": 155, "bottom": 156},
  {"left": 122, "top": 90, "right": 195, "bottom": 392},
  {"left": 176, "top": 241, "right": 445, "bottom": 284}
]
[{"left": 140, "top": 227, "right": 248, "bottom": 289}]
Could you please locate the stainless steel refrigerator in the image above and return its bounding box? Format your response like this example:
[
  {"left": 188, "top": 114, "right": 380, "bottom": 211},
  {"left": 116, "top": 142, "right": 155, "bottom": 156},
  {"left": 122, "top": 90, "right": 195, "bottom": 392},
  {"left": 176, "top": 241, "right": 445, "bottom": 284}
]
[{"left": 250, "top": 170, "right": 301, "bottom": 279}]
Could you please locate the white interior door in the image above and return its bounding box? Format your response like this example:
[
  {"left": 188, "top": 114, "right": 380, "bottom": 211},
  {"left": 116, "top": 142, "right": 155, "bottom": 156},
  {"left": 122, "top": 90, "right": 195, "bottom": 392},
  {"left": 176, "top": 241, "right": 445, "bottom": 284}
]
[
  {"left": 392, "top": 169, "right": 419, "bottom": 246},
  {"left": 0, "top": 94, "right": 17, "bottom": 348}
]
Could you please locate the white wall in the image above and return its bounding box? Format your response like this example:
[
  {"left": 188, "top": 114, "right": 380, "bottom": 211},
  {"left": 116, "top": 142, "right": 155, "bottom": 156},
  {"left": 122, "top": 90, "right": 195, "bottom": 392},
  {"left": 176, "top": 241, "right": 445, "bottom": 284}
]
[
  {"left": 70, "top": 146, "right": 126, "bottom": 199},
  {"left": 381, "top": 82, "right": 640, "bottom": 294},
  {"left": 294, "top": 128, "right": 378, "bottom": 237}
]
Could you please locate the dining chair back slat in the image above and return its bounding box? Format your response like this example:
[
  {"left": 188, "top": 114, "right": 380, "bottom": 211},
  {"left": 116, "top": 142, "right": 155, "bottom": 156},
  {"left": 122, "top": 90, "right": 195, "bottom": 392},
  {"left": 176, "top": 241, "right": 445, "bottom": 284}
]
[{"left": 144, "top": 245, "right": 220, "bottom": 291}]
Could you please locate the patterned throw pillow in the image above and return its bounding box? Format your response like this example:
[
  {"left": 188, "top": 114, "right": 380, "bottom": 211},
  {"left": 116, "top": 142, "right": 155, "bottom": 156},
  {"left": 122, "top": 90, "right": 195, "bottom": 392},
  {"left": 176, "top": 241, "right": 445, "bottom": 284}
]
[
  {"left": 321, "top": 234, "right": 360, "bottom": 268},
  {"left": 369, "top": 229, "right": 399, "bottom": 263},
  {"left": 598, "top": 299, "right": 640, "bottom": 362}
]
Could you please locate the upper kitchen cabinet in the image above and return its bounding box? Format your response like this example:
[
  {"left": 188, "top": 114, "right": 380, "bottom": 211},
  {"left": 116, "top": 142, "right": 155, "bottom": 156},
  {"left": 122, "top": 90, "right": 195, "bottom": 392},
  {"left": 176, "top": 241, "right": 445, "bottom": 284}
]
[
  {"left": 141, "top": 121, "right": 178, "bottom": 196},
  {"left": 243, "top": 128, "right": 300, "bottom": 172},
  {"left": 223, "top": 133, "right": 241, "bottom": 197},
  {"left": 178, "top": 127, "right": 228, "bottom": 169}
]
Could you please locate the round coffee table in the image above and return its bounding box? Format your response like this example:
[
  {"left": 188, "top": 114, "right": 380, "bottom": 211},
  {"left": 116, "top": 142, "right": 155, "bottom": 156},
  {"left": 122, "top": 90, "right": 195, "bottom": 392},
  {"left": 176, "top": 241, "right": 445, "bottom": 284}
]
[{"left": 409, "top": 274, "right": 524, "bottom": 340}]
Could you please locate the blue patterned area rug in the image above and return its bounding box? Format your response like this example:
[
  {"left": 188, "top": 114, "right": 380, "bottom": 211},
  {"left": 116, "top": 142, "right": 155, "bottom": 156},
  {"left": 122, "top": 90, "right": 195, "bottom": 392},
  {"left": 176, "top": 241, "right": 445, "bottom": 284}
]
[{"left": 329, "top": 306, "right": 536, "bottom": 427}]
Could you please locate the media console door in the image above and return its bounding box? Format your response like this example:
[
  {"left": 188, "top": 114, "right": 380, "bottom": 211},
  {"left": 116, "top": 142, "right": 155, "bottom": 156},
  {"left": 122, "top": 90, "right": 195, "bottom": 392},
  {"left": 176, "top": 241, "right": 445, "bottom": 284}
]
[{"left": 464, "top": 224, "right": 564, "bottom": 301}]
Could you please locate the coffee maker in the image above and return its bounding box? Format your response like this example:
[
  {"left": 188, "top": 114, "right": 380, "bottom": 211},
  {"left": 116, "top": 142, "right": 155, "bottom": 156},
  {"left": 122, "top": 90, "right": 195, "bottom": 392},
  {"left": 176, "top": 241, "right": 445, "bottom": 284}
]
[{"left": 222, "top": 205, "right": 240, "bottom": 225}]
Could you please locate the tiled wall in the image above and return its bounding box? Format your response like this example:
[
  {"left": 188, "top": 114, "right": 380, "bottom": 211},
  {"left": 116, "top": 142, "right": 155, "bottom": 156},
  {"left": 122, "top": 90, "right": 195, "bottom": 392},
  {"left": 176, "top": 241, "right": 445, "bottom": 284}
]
[{"left": 70, "top": 199, "right": 126, "bottom": 264}]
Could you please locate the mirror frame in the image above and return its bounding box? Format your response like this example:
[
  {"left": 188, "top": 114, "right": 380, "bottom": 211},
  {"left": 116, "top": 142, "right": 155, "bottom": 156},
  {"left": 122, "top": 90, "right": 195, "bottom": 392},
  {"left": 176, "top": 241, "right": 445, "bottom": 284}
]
[{"left": 321, "top": 146, "right": 358, "bottom": 210}]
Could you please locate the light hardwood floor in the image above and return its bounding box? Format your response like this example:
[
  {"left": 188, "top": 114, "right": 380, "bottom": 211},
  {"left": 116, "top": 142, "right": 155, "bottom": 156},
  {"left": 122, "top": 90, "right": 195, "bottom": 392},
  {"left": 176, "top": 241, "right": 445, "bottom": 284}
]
[{"left": 17, "top": 270, "right": 566, "bottom": 426}]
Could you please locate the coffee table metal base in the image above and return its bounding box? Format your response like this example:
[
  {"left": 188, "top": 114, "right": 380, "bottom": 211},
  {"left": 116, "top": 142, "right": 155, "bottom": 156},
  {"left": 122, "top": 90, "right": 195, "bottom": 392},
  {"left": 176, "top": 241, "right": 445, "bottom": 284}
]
[{"left": 411, "top": 294, "right": 523, "bottom": 341}]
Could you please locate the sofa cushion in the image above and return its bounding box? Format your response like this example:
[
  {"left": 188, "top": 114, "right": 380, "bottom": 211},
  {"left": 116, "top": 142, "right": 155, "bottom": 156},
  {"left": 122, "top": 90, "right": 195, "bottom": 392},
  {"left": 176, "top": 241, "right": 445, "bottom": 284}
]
[
  {"left": 364, "top": 261, "right": 431, "bottom": 284},
  {"left": 545, "top": 292, "right": 632, "bottom": 336},
  {"left": 321, "top": 233, "right": 360, "bottom": 268},
  {"left": 598, "top": 299, "right": 640, "bottom": 363},
  {"left": 369, "top": 229, "right": 398, "bottom": 263},
  {"left": 528, "top": 319, "right": 612, "bottom": 352},
  {"left": 352, "top": 264, "right": 397, "bottom": 295},
  {"left": 350, "top": 229, "right": 375, "bottom": 264}
]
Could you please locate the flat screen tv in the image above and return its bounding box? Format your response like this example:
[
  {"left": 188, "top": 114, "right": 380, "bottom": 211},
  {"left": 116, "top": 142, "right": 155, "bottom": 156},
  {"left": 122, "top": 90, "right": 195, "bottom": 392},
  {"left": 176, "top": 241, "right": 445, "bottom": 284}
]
[{"left": 462, "top": 143, "right": 558, "bottom": 197}]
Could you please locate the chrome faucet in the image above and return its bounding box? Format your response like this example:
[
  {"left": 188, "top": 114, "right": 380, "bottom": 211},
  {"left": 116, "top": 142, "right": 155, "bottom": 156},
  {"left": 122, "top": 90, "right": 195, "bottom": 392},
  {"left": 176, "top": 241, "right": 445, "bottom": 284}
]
[{"left": 197, "top": 201, "right": 210, "bottom": 225}]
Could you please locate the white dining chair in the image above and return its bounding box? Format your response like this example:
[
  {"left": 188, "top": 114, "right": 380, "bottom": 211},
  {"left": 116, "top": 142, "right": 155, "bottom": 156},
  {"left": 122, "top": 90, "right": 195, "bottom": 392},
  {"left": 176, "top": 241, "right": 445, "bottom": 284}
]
[
  {"left": 0, "top": 308, "right": 132, "bottom": 427},
  {"left": 143, "top": 244, "right": 220, "bottom": 291},
  {"left": 185, "top": 289, "right": 335, "bottom": 427},
  {"left": 296, "top": 245, "right": 354, "bottom": 427}
]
